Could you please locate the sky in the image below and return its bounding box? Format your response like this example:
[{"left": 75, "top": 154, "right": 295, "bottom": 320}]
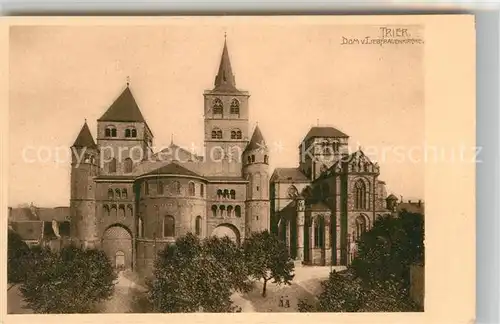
[{"left": 9, "top": 24, "right": 424, "bottom": 207}]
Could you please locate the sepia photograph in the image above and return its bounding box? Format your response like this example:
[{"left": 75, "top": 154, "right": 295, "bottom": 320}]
[{"left": 4, "top": 16, "right": 473, "bottom": 317}]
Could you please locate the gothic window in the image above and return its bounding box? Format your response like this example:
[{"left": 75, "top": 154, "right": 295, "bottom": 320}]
[
  {"left": 230, "top": 99, "right": 240, "bottom": 114},
  {"left": 115, "top": 189, "right": 121, "bottom": 199},
  {"left": 235, "top": 205, "right": 241, "bottom": 218},
  {"left": 138, "top": 217, "right": 144, "bottom": 238},
  {"left": 195, "top": 216, "right": 202, "bottom": 236},
  {"left": 314, "top": 216, "right": 325, "bottom": 248},
  {"left": 163, "top": 215, "right": 175, "bottom": 237},
  {"left": 230, "top": 189, "right": 236, "bottom": 200},
  {"left": 219, "top": 205, "right": 226, "bottom": 217},
  {"left": 157, "top": 180, "right": 164, "bottom": 195},
  {"left": 212, "top": 127, "right": 223, "bottom": 139},
  {"left": 356, "top": 215, "right": 367, "bottom": 240},
  {"left": 145, "top": 181, "right": 150, "bottom": 195},
  {"left": 188, "top": 182, "right": 195, "bottom": 196},
  {"left": 103, "top": 205, "right": 110, "bottom": 217},
  {"left": 211, "top": 205, "right": 218, "bottom": 217},
  {"left": 108, "top": 189, "right": 114, "bottom": 200},
  {"left": 124, "top": 158, "right": 133, "bottom": 173},
  {"left": 171, "top": 181, "right": 181, "bottom": 195},
  {"left": 109, "top": 158, "right": 117, "bottom": 173},
  {"left": 264, "top": 155, "right": 269, "bottom": 164},
  {"left": 122, "top": 189, "right": 128, "bottom": 199},
  {"left": 354, "top": 180, "right": 367, "bottom": 210},
  {"left": 227, "top": 205, "right": 233, "bottom": 217},
  {"left": 213, "top": 98, "right": 223, "bottom": 115},
  {"left": 200, "top": 184, "right": 204, "bottom": 197},
  {"left": 217, "top": 189, "right": 223, "bottom": 199}
]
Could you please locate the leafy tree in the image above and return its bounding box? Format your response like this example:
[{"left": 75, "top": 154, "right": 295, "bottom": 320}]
[
  {"left": 20, "top": 245, "right": 116, "bottom": 313},
  {"left": 242, "top": 230, "right": 295, "bottom": 297},
  {"left": 7, "top": 230, "right": 31, "bottom": 283},
  {"left": 149, "top": 233, "right": 239, "bottom": 313},
  {"left": 203, "top": 235, "right": 253, "bottom": 293},
  {"left": 351, "top": 211, "right": 424, "bottom": 290}
]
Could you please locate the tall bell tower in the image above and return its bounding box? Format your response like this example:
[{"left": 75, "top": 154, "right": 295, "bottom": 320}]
[{"left": 203, "top": 37, "right": 250, "bottom": 176}]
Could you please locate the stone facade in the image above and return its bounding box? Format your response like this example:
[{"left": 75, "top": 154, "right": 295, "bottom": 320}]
[{"left": 69, "top": 39, "right": 270, "bottom": 278}]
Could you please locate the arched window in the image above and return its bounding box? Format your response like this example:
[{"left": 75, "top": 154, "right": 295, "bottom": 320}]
[
  {"left": 236, "top": 130, "right": 242, "bottom": 139},
  {"left": 105, "top": 128, "right": 111, "bottom": 137},
  {"left": 138, "top": 217, "right": 144, "bottom": 238},
  {"left": 223, "top": 189, "right": 229, "bottom": 199},
  {"left": 124, "top": 158, "right": 133, "bottom": 173},
  {"left": 212, "top": 128, "right": 223, "bottom": 139},
  {"left": 157, "top": 180, "right": 164, "bottom": 195},
  {"left": 230, "top": 99, "right": 240, "bottom": 114},
  {"left": 131, "top": 129, "right": 137, "bottom": 137},
  {"left": 235, "top": 205, "right": 241, "bottom": 218},
  {"left": 110, "top": 205, "right": 117, "bottom": 218},
  {"left": 105, "top": 126, "right": 117, "bottom": 137},
  {"left": 188, "top": 182, "right": 195, "bottom": 196},
  {"left": 108, "top": 189, "right": 114, "bottom": 200},
  {"left": 125, "top": 129, "right": 131, "bottom": 137},
  {"left": 171, "top": 181, "right": 181, "bottom": 195},
  {"left": 251, "top": 155, "right": 255, "bottom": 163},
  {"left": 227, "top": 206, "right": 233, "bottom": 217},
  {"left": 127, "top": 204, "right": 133, "bottom": 217},
  {"left": 230, "top": 189, "right": 236, "bottom": 200},
  {"left": 217, "top": 189, "right": 223, "bottom": 199},
  {"left": 163, "top": 215, "right": 175, "bottom": 237},
  {"left": 354, "top": 180, "right": 367, "bottom": 210},
  {"left": 145, "top": 181, "right": 150, "bottom": 195},
  {"left": 264, "top": 155, "right": 269, "bottom": 164},
  {"left": 109, "top": 158, "right": 117, "bottom": 173},
  {"left": 118, "top": 204, "right": 125, "bottom": 218},
  {"left": 314, "top": 216, "right": 325, "bottom": 248},
  {"left": 231, "top": 129, "right": 242, "bottom": 139},
  {"left": 200, "top": 184, "right": 204, "bottom": 197},
  {"left": 211, "top": 205, "right": 218, "bottom": 217},
  {"left": 103, "top": 205, "right": 110, "bottom": 217},
  {"left": 115, "top": 189, "right": 121, "bottom": 199},
  {"left": 356, "top": 215, "right": 367, "bottom": 240},
  {"left": 213, "top": 98, "right": 223, "bottom": 115},
  {"left": 122, "top": 189, "right": 128, "bottom": 199},
  {"left": 219, "top": 205, "right": 226, "bottom": 218},
  {"left": 231, "top": 131, "right": 236, "bottom": 139},
  {"left": 111, "top": 128, "right": 117, "bottom": 137},
  {"left": 195, "top": 216, "right": 202, "bottom": 236}
]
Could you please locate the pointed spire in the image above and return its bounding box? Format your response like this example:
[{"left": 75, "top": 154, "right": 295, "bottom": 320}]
[
  {"left": 171, "top": 133, "right": 174, "bottom": 145},
  {"left": 72, "top": 120, "right": 96, "bottom": 148},
  {"left": 245, "top": 125, "right": 267, "bottom": 153},
  {"left": 213, "top": 36, "right": 238, "bottom": 92}
]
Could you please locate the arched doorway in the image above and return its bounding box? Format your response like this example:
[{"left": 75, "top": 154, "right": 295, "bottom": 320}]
[
  {"left": 211, "top": 224, "right": 240, "bottom": 246},
  {"left": 102, "top": 224, "right": 133, "bottom": 270}
]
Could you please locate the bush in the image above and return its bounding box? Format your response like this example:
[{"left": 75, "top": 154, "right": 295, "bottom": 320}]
[{"left": 7, "top": 230, "right": 31, "bottom": 283}]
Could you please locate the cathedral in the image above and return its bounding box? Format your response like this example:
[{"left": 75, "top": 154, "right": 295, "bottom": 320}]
[{"left": 69, "top": 38, "right": 395, "bottom": 277}]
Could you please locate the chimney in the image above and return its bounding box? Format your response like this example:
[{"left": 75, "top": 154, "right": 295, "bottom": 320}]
[{"left": 418, "top": 200, "right": 422, "bottom": 207}]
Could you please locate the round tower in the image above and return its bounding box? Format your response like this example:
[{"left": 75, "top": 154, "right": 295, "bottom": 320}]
[
  {"left": 242, "top": 125, "right": 270, "bottom": 235},
  {"left": 70, "top": 121, "right": 99, "bottom": 248}
]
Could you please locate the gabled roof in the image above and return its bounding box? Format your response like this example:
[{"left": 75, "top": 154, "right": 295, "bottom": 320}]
[
  {"left": 72, "top": 121, "right": 96, "bottom": 148},
  {"left": 98, "top": 86, "right": 147, "bottom": 124},
  {"left": 244, "top": 125, "right": 267, "bottom": 153},
  {"left": 301, "top": 126, "right": 349, "bottom": 144},
  {"left": 8, "top": 206, "right": 70, "bottom": 222},
  {"left": 145, "top": 162, "right": 201, "bottom": 178},
  {"left": 212, "top": 39, "right": 239, "bottom": 93},
  {"left": 271, "top": 167, "right": 309, "bottom": 182}
]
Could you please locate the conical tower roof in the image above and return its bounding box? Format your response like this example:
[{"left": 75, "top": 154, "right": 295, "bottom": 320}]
[
  {"left": 213, "top": 38, "right": 239, "bottom": 92},
  {"left": 72, "top": 121, "right": 96, "bottom": 148},
  {"left": 245, "top": 125, "right": 267, "bottom": 153}
]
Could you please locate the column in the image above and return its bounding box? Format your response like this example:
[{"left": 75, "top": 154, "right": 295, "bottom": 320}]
[
  {"left": 296, "top": 214, "right": 304, "bottom": 261},
  {"left": 325, "top": 218, "right": 331, "bottom": 265},
  {"left": 286, "top": 220, "right": 291, "bottom": 254}
]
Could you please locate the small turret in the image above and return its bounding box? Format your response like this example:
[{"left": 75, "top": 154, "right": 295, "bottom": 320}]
[{"left": 242, "top": 125, "right": 270, "bottom": 234}]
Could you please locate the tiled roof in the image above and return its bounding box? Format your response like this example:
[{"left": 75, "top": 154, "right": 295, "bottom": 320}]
[
  {"left": 244, "top": 125, "right": 266, "bottom": 153},
  {"left": 302, "top": 126, "right": 349, "bottom": 144},
  {"left": 145, "top": 162, "right": 201, "bottom": 178},
  {"left": 98, "top": 87, "right": 147, "bottom": 123},
  {"left": 397, "top": 202, "right": 425, "bottom": 214},
  {"left": 8, "top": 206, "right": 69, "bottom": 222},
  {"left": 271, "top": 168, "right": 309, "bottom": 182},
  {"left": 10, "top": 221, "right": 43, "bottom": 241},
  {"left": 72, "top": 121, "right": 96, "bottom": 148},
  {"left": 8, "top": 207, "right": 38, "bottom": 221},
  {"left": 205, "top": 176, "right": 247, "bottom": 182}
]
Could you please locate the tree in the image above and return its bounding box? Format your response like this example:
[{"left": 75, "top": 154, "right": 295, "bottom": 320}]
[
  {"left": 149, "top": 233, "right": 239, "bottom": 312},
  {"left": 7, "top": 230, "right": 31, "bottom": 283},
  {"left": 351, "top": 211, "right": 424, "bottom": 290},
  {"left": 203, "top": 235, "right": 253, "bottom": 293},
  {"left": 20, "top": 245, "right": 116, "bottom": 313},
  {"left": 242, "top": 230, "right": 295, "bottom": 297}
]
